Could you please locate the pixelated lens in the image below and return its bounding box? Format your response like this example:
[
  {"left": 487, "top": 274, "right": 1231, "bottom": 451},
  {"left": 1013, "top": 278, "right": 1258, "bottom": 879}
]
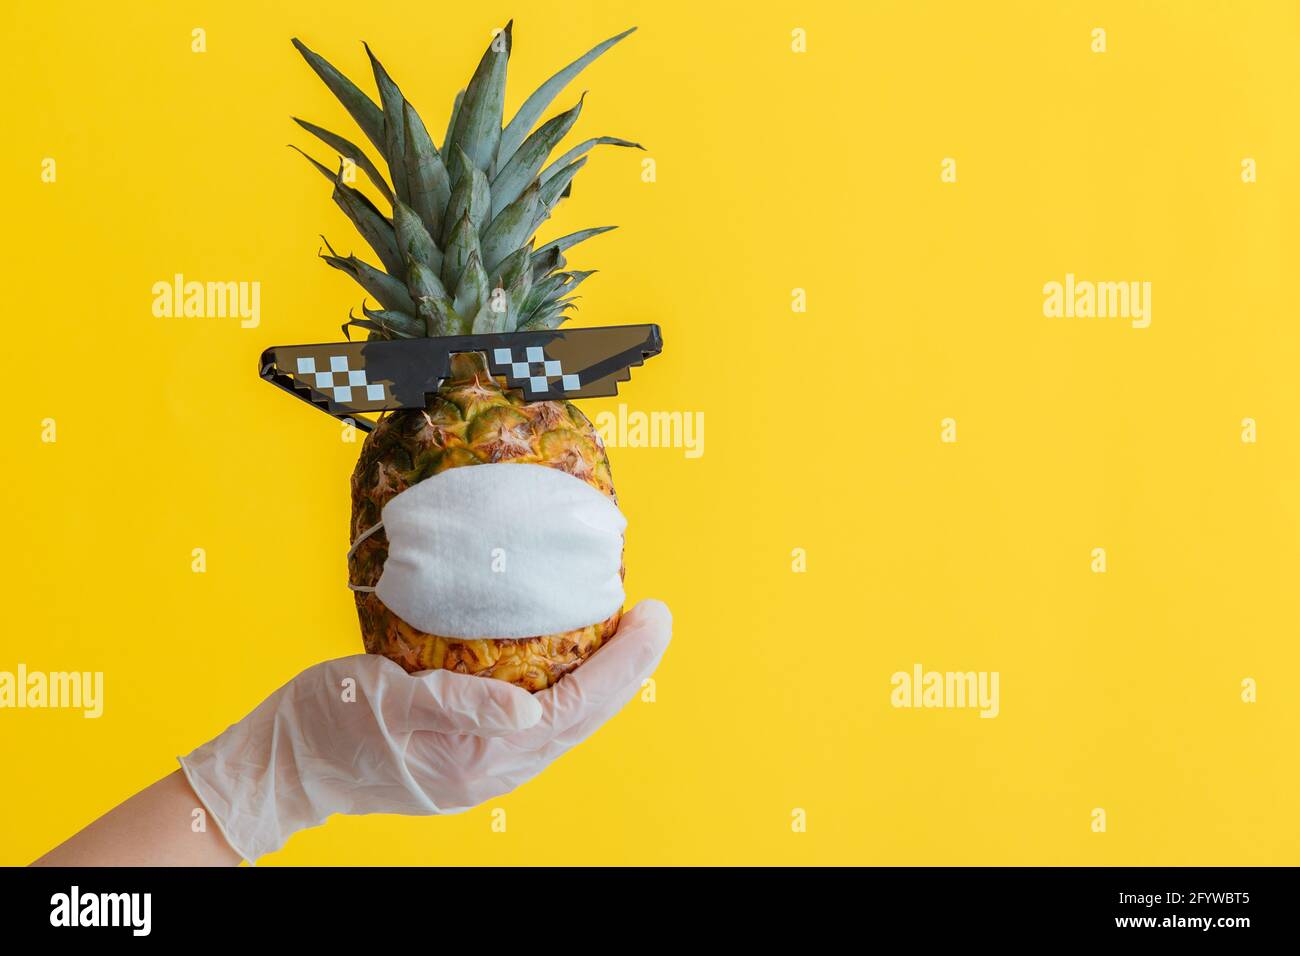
[
  {"left": 290, "top": 350, "right": 387, "bottom": 405},
  {"left": 489, "top": 345, "right": 582, "bottom": 397}
]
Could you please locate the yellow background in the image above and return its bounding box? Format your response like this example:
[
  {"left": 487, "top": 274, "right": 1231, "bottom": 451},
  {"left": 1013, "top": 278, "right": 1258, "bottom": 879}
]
[{"left": 2, "top": 0, "right": 1298, "bottom": 865}]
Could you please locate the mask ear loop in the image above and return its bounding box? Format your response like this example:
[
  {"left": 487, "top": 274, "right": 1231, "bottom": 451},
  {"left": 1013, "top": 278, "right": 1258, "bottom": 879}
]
[{"left": 346, "top": 522, "right": 385, "bottom": 593}]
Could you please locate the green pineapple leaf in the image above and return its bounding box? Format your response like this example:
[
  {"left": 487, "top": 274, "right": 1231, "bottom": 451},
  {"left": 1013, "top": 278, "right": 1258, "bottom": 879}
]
[
  {"left": 481, "top": 181, "right": 541, "bottom": 276},
  {"left": 503, "top": 256, "right": 534, "bottom": 331},
  {"left": 540, "top": 136, "right": 643, "bottom": 183},
  {"left": 442, "top": 89, "right": 464, "bottom": 156},
  {"left": 344, "top": 316, "right": 386, "bottom": 340},
  {"left": 393, "top": 201, "right": 443, "bottom": 276},
  {"left": 406, "top": 256, "right": 449, "bottom": 300},
  {"left": 522, "top": 271, "right": 569, "bottom": 315},
  {"left": 471, "top": 285, "right": 511, "bottom": 335},
  {"left": 563, "top": 269, "right": 596, "bottom": 295},
  {"left": 528, "top": 245, "right": 563, "bottom": 281},
  {"left": 292, "top": 38, "right": 385, "bottom": 152},
  {"left": 363, "top": 43, "right": 410, "bottom": 206},
  {"left": 441, "top": 147, "right": 491, "bottom": 246},
  {"left": 348, "top": 304, "right": 424, "bottom": 339},
  {"left": 453, "top": 251, "right": 490, "bottom": 328},
  {"left": 320, "top": 242, "right": 416, "bottom": 314},
  {"left": 490, "top": 95, "right": 584, "bottom": 218},
  {"left": 332, "top": 175, "right": 403, "bottom": 275},
  {"left": 407, "top": 259, "right": 455, "bottom": 336},
  {"left": 538, "top": 157, "right": 586, "bottom": 209},
  {"left": 448, "top": 22, "right": 512, "bottom": 174},
  {"left": 298, "top": 24, "right": 636, "bottom": 338},
  {"left": 361, "top": 302, "right": 422, "bottom": 331},
  {"left": 533, "top": 225, "right": 615, "bottom": 261},
  {"left": 403, "top": 102, "right": 450, "bottom": 240},
  {"left": 292, "top": 118, "right": 393, "bottom": 202},
  {"left": 491, "top": 243, "right": 532, "bottom": 288},
  {"left": 440, "top": 210, "right": 481, "bottom": 292},
  {"left": 289, "top": 144, "right": 338, "bottom": 181},
  {"left": 303, "top": 157, "right": 400, "bottom": 273},
  {"left": 497, "top": 27, "right": 636, "bottom": 168},
  {"left": 517, "top": 301, "right": 571, "bottom": 331},
  {"left": 417, "top": 296, "right": 457, "bottom": 337}
]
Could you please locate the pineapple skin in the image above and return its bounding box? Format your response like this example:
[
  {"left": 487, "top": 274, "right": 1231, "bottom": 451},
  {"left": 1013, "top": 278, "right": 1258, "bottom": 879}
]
[{"left": 349, "top": 351, "right": 622, "bottom": 691}]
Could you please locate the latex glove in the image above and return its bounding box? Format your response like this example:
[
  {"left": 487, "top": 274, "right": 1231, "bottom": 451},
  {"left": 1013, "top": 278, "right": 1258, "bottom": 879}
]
[{"left": 179, "top": 600, "right": 671, "bottom": 863}]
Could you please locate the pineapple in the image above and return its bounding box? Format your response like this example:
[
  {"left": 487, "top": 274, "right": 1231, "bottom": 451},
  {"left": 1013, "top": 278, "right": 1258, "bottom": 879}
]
[{"left": 292, "top": 22, "right": 641, "bottom": 690}]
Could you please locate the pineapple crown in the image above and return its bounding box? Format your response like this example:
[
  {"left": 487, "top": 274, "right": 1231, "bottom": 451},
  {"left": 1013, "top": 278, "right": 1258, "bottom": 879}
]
[{"left": 290, "top": 22, "right": 641, "bottom": 342}]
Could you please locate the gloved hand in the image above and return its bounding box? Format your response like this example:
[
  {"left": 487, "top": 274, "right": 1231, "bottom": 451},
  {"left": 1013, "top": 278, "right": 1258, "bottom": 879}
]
[{"left": 179, "top": 600, "right": 671, "bottom": 863}]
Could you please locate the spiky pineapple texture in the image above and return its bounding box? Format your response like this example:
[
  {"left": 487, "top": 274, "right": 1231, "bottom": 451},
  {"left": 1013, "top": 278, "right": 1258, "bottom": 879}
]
[
  {"left": 291, "top": 21, "right": 641, "bottom": 340},
  {"left": 349, "top": 351, "right": 622, "bottom": 691}
]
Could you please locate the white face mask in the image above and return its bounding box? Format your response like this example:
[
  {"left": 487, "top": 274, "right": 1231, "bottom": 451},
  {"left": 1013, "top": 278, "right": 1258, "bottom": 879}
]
[{"left": 348, "top": 463, "right": 626, "bottom": 640}]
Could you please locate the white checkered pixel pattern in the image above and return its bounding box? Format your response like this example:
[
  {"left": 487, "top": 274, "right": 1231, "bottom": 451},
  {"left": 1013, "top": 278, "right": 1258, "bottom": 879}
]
[
  {"left": 295, "top": 355, "right": 385, "bottom": 404},
  {"left": 491, "top": 346, "right": 581, "bottom": 396}
]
